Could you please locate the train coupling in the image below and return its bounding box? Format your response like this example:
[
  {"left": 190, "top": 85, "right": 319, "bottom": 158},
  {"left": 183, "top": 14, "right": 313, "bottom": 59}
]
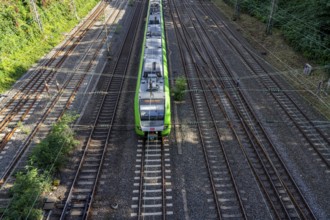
[{"left": 146, "top": 132, "right": 158, "bottom": 140}]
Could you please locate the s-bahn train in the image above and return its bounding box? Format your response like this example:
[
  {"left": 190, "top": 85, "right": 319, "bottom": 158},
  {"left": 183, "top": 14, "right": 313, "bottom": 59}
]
[{"left": 134, "top": 0, "right": 171, "bottom": 137}]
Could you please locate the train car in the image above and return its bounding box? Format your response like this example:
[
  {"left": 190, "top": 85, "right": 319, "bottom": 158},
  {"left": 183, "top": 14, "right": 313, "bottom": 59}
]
[{"left": 134, "top": 0, "right": 171, "bottom": 137}]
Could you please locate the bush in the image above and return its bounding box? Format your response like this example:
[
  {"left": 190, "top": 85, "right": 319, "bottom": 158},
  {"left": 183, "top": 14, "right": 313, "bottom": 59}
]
[
  {"left": 29, "top": 113, "right": 79, "bottom": 172},
  {"left": 173, "top": 76, "right": 187, "bottom": 101},
  {"left": 4, "top": 169, "right": 49, "bottom": 220},
  {"left": 2, "top": 113, "right": 78, "bottom": 219}
]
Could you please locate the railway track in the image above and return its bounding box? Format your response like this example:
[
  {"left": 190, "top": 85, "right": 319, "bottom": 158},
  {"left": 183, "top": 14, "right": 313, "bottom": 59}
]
[
  {"left": 0, "top": 0, "right": 127, "bottom": 217},
  {"left": 169, "top": 0, "right": 248, "bottom": 218},
  {"left": 131, "top": 136, "right": 173, "bottom": 219},
  {"left": 169, "top": 0, "right": 317, "bottom": 218},
  {"left": 0, "top": 0, "right": 127, "bottom": 187},
  {"left": 0, "top": 0, "right": 327, "bottom": 219},
  {"left": 56, "top": 0, "right": 144, "bottom": 219},
  {"left": 0, "top": 1, "right": 108, "bottom": 150},
  {"left": 196, "top": 0, "right": 330, "bottom": 171}
]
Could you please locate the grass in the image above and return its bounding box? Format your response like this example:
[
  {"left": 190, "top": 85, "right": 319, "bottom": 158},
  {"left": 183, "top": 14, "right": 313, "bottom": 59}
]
[{"left": 0, "top": 0, "right": 99, "bottom": 93}]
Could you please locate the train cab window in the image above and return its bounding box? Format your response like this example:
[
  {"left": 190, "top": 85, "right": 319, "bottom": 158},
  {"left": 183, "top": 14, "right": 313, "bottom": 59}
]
[{"left": 140, "top": 99, "right": 164, "bottom": 121}]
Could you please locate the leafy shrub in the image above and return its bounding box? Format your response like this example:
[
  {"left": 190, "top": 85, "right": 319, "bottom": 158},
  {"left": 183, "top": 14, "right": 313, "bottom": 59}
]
[
  {"left": 4, "top": 169, "right": 49, "bottom": 220},
  {"left": 29, "top": 113, "right": 79, "bottom": 172},
  {"left": 2, "top": 113, "right": 78, "bottom": 219},
  {"left": 173, "top": 76, "right": 187, "bottom": 101}
]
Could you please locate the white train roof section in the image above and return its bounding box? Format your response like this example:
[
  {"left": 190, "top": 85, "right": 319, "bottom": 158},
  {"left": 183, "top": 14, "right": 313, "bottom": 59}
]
[{"left": 139, "top": 0, "right": 164, "bottom": 100}]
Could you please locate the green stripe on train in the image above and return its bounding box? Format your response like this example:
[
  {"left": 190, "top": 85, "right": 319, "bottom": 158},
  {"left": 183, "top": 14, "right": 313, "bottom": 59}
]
[{"left": 160, "top": 0, "right": 171, "bottom": 136}]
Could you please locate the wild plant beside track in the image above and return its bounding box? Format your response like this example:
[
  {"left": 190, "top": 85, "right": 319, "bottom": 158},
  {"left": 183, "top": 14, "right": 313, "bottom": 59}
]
[
  {"left": 2, "top": 113, "right": 78, "bottom": 220},
  {"left": 173, "top": 76, "right": 187, "bottom": 101}
]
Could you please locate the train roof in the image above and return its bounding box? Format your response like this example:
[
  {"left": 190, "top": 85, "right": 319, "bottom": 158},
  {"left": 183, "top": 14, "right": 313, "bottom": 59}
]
[{"left": 139, "top": 0, "right": 164, "bottom": 101}]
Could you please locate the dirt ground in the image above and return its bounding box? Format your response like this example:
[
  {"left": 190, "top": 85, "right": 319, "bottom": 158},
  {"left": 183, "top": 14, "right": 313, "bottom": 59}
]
[{"left": 212, "top": 0, "right": 330, "bottom": 120}]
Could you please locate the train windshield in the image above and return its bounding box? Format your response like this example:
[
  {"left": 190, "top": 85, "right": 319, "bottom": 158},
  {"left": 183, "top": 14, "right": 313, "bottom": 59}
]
[{"left": 140, "top": 99, "right": 164, "bottom": 121}]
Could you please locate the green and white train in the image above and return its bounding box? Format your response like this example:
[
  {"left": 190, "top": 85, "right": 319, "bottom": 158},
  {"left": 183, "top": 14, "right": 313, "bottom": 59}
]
[{"left": 134, "top": 0, "right": 171, "bottom": 137}]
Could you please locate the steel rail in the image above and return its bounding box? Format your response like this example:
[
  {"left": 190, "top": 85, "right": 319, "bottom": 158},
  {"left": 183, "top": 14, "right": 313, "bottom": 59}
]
[
  {"left": 0, "top": 1, "right": 106, "bottom": 114},
  {"left": 173, "top": 0, "right": 314, "bottom": 218},
  {"left": 161, "top": 137, "right": 166, "bottom": 220},
  {"left": 199, "top": 1, "right": 330, "bottom": 168},
  {"left": 183, "top": 16, "right": 288, "bottom": 215},
  {"left": 185, "top": 2, "right": 316, "bottom": 218},
  {"left": 137, "top": 136, "right": 146, "bottom": 220},
  {"left": 0, "top": 2, "right": 107, "bottom": 148},
  {"left": 174, "top": 1, "right": 280, "bottom": 217},
  {"left": 169, "top": 0, "right": 249, "bottom": 218},
  {"left": 195, "top": 64, "right": 249, "bottom": 219},
  {"left": 0, "top": 2, "right": 113, "bottom": 187},
  {"left": 168, "top": 6, "right": 222, "bottom": 220},
  {"left": 59, "top": 0, "right": 144, "bottom": 218},
  {"left": 137, "top": 136, "right": 167, "bottom": 219}
]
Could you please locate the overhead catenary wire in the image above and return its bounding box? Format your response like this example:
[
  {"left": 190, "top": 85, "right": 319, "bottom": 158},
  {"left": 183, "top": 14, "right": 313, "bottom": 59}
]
[
  {"left": 30, "top": 64, "right": 330, "bottom": 81},
  {"left": 59, "top": 86, "right": 329, "bottom": 94},
  {"left": 226, "top": 27, "right": 330, "bottom": 107},
  {"left": 14, "top": 66, "right": 329, "bottom": 113},
  {"left": 31, "top": 64, "right": 330, "bottom": 108},
  {"left": 184, "top": 0, "right": 330, "bottom": 158},
  {"left": 1, "top": 2, "right": 137, "bottom": 219},
  {"left": 272, "top": 8, "right": 329, "bottom": 36},
  {"left": 69, "top": 119, "right": 330, "bottom": 130},
  {"left": 207, "top": 1, "right": 330, "bottom": 109}
]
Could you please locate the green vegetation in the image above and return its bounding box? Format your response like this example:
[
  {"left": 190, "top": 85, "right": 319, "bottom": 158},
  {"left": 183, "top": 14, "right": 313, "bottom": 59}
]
[
  {"left": 29, "top": 113, "right": 79, "bottom": 171},
  {"left": 17, "top": 121, "right": 31, "bottom": 134},
  {"left": 129, "top": 0, "right": 134, "bottom": 7},
  {"left": 221, "top": 0, "right": 330, "bottom": 74},
  {"left": 4, "top": 169, "right": 50, "bottom": 220},
  {"left": 115, "top": 24, "right": 122, "bottom": 34},
  {"left": 173, "top": 76, "right": 187, "bottom": 101},
  {"left": 2, "top": 113, "right": 78, "bottom": 220},
  {"left": 0, "top": 0, "right": 99, "bottom": 93}
]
